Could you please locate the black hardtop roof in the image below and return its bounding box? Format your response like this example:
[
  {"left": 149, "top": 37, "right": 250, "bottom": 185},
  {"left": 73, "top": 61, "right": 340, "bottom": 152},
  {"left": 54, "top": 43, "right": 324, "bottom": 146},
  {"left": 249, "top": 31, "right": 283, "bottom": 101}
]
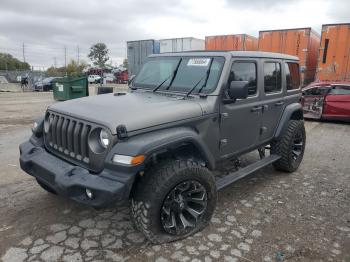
[{"left": 150, "top": 51, "right": 299, "bottom": 61}]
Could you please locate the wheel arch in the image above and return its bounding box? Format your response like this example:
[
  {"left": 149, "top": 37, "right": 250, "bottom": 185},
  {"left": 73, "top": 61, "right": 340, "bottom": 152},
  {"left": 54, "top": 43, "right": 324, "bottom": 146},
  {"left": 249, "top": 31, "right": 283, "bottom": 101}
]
[
  {"left": 274, "top": 103, "right": 304, "bottom": 138},
  {"left": 109, "top": 127, "right": 216, "bottom": 170}
]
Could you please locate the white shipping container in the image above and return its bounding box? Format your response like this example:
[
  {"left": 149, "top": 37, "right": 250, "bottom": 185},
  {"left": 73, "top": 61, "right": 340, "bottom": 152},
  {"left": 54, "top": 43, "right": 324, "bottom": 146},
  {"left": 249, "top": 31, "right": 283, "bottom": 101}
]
[{"left": 159, "top": 37, "right": 205, "bottom": 53}]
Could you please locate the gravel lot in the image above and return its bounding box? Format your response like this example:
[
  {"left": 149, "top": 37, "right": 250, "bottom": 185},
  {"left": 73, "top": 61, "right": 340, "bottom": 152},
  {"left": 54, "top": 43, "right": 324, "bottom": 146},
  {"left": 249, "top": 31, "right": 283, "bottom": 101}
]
[{"left": 0, "top": 91, "right": 349, "bottom": 262}]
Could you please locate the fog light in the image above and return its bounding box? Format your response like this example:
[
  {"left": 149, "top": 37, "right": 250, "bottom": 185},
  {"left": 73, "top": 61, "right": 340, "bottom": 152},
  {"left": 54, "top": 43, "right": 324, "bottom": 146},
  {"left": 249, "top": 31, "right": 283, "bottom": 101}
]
[{"left": 85, "top": 188, "right": 94, "bottom": 199}]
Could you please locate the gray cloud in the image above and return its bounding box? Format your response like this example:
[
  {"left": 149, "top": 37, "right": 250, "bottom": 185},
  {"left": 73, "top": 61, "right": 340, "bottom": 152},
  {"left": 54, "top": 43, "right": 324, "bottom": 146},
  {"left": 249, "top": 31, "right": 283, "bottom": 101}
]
[
  {"left": 0, "top": 0, "right": 182, "bottom": 67},
  {"left": 0, "top": 0, "right": 346, "bottom": 68},
  {"left": 326, "top": 0, "right": 350, "bottom": 22},
  {"left": 224, "top": 0, "right": 302, "bottom": 10}
]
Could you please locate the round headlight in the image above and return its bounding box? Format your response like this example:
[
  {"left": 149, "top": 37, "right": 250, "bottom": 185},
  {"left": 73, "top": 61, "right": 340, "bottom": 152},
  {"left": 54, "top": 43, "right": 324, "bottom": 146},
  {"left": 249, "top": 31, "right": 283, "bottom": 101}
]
[{"left": 99, "top": 129, "right": 110, "bottom": 148}]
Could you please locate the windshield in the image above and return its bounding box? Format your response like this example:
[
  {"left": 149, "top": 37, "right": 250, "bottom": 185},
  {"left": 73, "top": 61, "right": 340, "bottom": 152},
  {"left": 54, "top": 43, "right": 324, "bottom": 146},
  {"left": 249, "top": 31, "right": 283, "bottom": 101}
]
[{"left": 133, "top": 56, "right": 225, "bottom": 94}]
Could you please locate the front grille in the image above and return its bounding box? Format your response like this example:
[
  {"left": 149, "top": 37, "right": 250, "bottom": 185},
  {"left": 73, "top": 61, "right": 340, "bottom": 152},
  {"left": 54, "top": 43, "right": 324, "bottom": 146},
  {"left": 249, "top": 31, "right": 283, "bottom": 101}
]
[{"left": 44, "top": 112, "right": 92, "bottom": 165}]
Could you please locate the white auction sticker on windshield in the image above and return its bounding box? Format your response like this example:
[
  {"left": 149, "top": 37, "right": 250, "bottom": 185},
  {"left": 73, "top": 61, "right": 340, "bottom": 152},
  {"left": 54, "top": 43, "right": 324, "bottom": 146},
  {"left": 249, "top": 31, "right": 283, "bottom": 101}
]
[{"left": 187, "top": 58, "right": 210, "bottom": 67}]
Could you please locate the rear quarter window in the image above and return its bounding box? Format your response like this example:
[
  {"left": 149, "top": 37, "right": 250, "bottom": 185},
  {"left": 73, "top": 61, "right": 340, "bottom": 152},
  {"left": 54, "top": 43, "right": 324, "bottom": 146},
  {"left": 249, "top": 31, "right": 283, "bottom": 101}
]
[{"left": 285, "top": 62, "right": 300, "bottom": 90}]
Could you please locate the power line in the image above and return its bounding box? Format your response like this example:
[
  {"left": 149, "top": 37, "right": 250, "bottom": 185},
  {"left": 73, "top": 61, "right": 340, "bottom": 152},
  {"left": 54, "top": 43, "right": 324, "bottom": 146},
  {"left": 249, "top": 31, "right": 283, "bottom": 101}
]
[{"left": 1, "top": 43, "right": 126, "bottom": 68}]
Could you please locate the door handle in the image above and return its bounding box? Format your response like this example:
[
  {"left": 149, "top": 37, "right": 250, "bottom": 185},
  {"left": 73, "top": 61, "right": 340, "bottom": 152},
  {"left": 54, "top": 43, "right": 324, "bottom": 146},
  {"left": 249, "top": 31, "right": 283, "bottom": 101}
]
[
  {"left": 275, "top": 101, "right": 284, "bottom": 106},
  {"left": 251, "top": 106, "right": 263, "bottom": 112}
]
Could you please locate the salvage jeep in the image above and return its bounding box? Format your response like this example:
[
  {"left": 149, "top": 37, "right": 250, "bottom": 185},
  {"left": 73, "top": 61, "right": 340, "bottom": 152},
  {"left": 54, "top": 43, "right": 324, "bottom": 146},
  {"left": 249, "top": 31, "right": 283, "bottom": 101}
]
[{"left": 20, "top": 51, "right": 306, "bottom": 243}]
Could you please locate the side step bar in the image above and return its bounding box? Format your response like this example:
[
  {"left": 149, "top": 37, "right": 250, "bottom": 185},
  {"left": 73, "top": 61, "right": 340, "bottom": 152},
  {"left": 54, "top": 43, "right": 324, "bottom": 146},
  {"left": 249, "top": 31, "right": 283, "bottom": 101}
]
[{"left": 216, "top": 154, "right": 281, "bottom": 190}]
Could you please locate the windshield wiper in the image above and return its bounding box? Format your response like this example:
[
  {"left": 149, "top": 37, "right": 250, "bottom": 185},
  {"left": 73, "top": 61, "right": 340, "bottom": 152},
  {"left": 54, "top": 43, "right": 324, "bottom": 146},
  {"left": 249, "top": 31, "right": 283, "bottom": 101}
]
[
  {"left": 185, "top": 58, "right": 213, "bottom": 97},
  {"left": 152, "top": 75, "right": 171, "bottom": 92},
  {"left": 153, "top": 58, "right": 182, "bottom": 93},
  {"left": 165, "top": 58, "right": 182, "bottom": 90}
]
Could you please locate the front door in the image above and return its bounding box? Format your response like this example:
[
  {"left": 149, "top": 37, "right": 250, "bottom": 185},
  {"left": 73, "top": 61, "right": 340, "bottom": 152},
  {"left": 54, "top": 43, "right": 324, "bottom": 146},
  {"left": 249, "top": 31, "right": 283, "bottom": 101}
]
[
  {"left": 302, "top": 86, "right": 330, "bottom": 119},
  {"left": 219, "top": 60, "right": 263, "bottom": 157}
]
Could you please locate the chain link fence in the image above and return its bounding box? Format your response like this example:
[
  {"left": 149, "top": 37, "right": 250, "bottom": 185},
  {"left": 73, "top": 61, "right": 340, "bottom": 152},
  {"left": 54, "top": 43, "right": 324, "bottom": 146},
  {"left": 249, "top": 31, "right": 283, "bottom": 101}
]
[{"left": 0, "top": 70, "right": 50, "bottom": 92}]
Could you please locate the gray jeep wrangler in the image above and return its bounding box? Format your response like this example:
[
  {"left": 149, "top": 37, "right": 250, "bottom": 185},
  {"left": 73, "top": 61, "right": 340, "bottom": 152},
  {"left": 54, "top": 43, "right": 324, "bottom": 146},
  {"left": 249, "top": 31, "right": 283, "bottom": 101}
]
[{"left": 20, "top": 51, "right": 305, "bottom": 243}]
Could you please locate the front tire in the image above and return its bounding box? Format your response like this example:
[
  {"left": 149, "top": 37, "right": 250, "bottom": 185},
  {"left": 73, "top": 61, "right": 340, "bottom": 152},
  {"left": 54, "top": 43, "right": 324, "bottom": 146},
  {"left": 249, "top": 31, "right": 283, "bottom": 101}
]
[
  {"left": 271, "top": 120, "right": 306, "bottom": 172},
  {"left": 130, "top": 159, "right": 217, "bottom": 244}
]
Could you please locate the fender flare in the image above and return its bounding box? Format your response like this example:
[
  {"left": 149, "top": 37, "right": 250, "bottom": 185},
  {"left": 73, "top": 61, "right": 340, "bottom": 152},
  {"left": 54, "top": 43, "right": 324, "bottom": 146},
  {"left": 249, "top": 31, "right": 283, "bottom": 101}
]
[
  {"left": 274, "top": 103, "right": 304, "bottom": 138},
  {"left": 108, "top": 127, "right": 216, "bottom": 169}
]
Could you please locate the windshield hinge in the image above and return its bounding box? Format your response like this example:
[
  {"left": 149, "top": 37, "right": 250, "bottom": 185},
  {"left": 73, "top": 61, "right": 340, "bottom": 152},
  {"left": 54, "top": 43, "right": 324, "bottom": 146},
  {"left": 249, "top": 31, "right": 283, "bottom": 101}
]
[
  {"left": 220, "top": 139, "right": 228, "bottom": 148},
  {"left": 220, "top": 113, "right": 229, "bottom": 123}
]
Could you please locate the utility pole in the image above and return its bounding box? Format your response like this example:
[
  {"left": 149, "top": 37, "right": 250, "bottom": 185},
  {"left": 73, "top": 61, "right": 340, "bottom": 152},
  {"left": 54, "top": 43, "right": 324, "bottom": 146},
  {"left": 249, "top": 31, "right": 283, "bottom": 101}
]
[
  {"left": 53, "top": 57, "right": 57, "bottom": 68},
  {"left": 64, "top": 46, "right": 67, "bottom": 76},
  {"left": 64, "top": 46, "right": 67, "bottom": 68},
  {"left": 22, "top": 43, "right": 26, "bottom": 63},
  {"left": 77, "top": 45, "right": 80, "bottom": 64}
]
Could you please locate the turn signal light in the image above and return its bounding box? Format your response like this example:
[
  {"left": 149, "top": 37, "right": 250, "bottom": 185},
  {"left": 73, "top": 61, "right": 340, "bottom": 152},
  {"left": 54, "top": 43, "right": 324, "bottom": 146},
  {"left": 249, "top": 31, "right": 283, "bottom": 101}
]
[{"left": 112, "top": 154, "right": 145, "bottom": 166}]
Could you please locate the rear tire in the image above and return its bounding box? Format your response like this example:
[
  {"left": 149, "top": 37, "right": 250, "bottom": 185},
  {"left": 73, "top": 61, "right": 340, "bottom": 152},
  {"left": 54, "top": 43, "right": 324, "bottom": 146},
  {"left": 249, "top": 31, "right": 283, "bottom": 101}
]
[
  {"left": 130, "top": 159, "right": 217, "bottom": 244},
  {"left": 271, "top": 120, "right": 306, "bottom": 172},
  {"left": 36, "top": 179, "right": 57, "bottom": 195}
]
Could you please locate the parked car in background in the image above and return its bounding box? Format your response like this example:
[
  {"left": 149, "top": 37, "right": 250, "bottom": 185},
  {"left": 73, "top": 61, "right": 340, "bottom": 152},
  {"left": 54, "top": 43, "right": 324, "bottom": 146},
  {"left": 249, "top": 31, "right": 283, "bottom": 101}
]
[
  {"left": 115, "top": 70, "right": 128, "bottom": 83},
  {"left": 302, "top": 81, "right": 350, "bottom": 121},
  {"left": 34, "top": 77, "right": 61, "bottom": 91},
  {"left": 88, "top": 75, "right": 102, "bottom": 84},
  {"left": 103, "top": 73, "right": 116, "bottom": 83}
]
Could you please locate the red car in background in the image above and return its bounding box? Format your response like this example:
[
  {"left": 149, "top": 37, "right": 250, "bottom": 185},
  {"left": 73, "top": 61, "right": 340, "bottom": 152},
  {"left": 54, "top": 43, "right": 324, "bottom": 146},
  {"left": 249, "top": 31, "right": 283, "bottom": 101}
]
[
  {"left": 115, "top": 70, "right": 128, "bottom": 84},
  {"left": 301, "top": 82, "right": 350, "bottom": 122}
]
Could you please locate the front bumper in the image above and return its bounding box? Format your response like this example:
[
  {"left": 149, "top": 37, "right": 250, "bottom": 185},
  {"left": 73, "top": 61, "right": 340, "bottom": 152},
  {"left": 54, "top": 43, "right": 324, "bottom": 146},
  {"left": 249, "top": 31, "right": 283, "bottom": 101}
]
[{"left": 19, "top": 139, "right": 136, "bottom": 208}]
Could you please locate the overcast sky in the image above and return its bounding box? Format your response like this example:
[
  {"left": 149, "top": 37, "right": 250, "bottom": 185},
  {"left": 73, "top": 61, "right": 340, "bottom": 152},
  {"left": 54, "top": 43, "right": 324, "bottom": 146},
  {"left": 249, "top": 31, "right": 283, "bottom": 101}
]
[{"left": 0, "top": 0, "right": 348, "bottom": 69}]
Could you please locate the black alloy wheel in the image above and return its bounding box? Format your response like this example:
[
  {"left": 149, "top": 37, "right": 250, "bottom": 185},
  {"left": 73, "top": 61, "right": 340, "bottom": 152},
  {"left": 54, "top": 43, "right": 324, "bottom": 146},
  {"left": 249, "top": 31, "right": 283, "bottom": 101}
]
[
  {"left": 160, "top": 180, "right": 207, "bottom": 236},
  {"left": 292, "top": 130, "right": 304, "bottom": 161}
]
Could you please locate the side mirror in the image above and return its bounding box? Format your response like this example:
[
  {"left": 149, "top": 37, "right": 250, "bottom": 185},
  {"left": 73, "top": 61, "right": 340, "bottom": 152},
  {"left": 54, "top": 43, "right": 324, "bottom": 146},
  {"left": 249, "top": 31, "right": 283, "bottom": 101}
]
[
  {"left": 128, "top": 75, "right": 135, "bottom": 86},
  {"left": 227, "top": 81, "right": 249, "bottom": 101}
]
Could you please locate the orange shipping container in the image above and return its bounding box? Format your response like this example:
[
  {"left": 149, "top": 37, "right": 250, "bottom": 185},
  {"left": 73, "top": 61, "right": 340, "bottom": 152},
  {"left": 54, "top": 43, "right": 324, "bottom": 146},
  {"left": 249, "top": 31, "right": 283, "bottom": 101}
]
[
  {"left": 316, "top": 23, "right": 350, "bottom": 81},
  {"left": 205, "top": 34, "right": 258, "bottom": 51},
  {"left": 259, "top": 28, "right": 320, "bottom": 85}
]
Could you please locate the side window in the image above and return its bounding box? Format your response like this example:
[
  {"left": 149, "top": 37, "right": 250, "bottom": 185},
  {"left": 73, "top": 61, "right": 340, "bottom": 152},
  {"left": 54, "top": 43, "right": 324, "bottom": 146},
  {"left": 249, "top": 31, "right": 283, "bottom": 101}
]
[
  {"left": 329, "top": 86, "right": 350, "bottom": 95},
  {"left": 264, "top": 62, "right": 281, "bottom": 93},
  {"left": 230, "top": 62, "right": 257, "bottom": 96},
  {"left": 304, "top": 87, "right": 329, "bottom": 96},
  {"left": 303, "top": 88, "right": 316, "bottom": 96},
  {"left": 285, "top": 62, "right": 300, "bottom": 90}
]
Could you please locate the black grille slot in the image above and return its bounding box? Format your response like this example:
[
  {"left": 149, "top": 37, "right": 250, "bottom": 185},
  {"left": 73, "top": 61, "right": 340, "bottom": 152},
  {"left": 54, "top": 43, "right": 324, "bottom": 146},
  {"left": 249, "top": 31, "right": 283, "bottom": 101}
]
[
  {"left": 45, "top": 112, "right": 92, "bottom": 165},
  {"left": 56, "top": 116, "right": 64, "bottom": 151}
]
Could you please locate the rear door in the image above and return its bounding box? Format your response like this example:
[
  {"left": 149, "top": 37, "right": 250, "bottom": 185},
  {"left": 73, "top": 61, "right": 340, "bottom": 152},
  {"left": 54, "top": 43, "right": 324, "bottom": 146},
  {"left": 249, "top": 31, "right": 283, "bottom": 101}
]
[
  {"left": 323, "top": 85, "right": 350, "bottom": 119},
  {"left": 260, "top": 60, "right": 284, "bottom": 142},
  {"left": 302, "top": 86, "right": 330, "bottom": 119}
]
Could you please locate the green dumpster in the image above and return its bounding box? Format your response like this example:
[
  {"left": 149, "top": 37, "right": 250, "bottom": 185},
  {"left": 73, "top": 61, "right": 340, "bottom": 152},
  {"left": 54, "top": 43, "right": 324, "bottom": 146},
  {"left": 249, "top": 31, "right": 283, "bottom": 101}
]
[{"left": 53, "top": 76, "right": 89, "bottom": 101}]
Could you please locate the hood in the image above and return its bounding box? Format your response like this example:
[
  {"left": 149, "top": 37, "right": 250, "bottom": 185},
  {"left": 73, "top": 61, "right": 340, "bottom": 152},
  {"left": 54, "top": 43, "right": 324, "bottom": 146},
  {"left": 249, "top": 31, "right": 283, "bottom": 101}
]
[{"left": 48, "top": 91, "right": 204, "bottom": 134}]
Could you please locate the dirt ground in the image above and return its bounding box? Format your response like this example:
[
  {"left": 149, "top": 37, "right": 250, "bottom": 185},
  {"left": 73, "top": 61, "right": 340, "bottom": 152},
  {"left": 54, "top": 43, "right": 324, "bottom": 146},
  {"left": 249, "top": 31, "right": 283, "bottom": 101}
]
[{"left": 0, "top": 90, "right": 349, "bottom": 262}]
